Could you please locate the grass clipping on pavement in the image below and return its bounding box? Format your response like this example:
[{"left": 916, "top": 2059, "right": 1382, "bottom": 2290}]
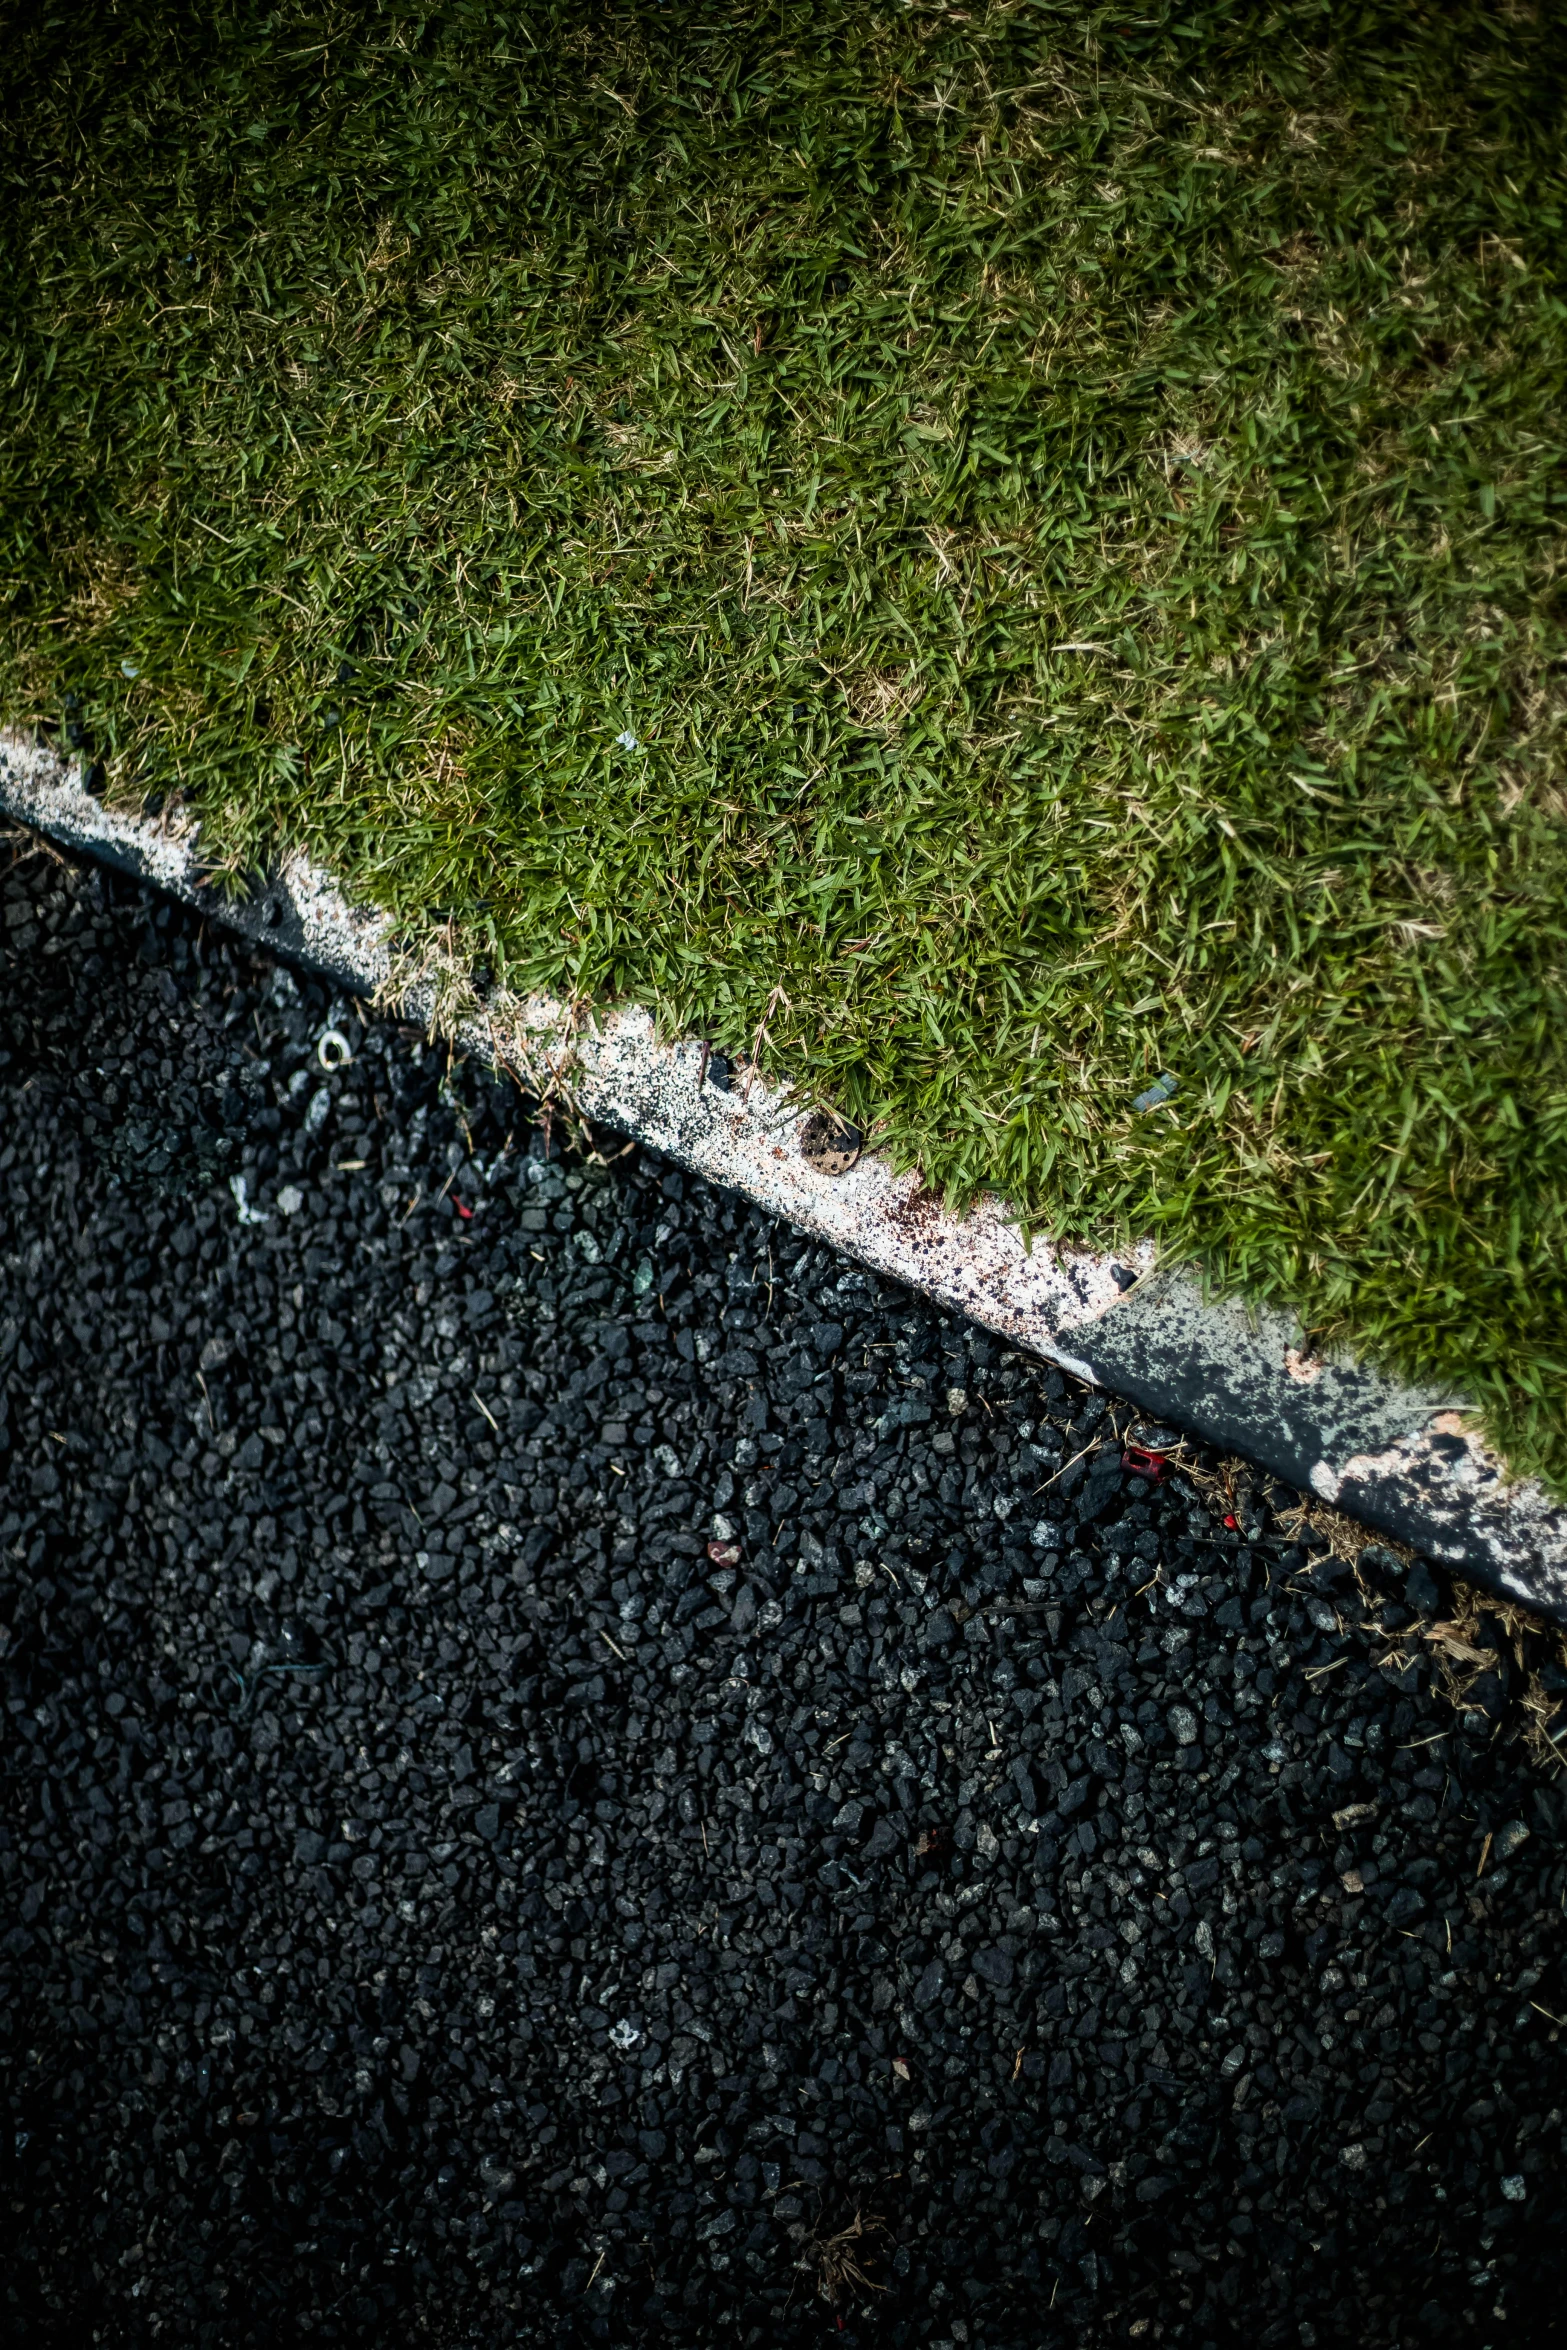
[{"left": 2, "top": 2, "right": 1565, "bottom": 1484}]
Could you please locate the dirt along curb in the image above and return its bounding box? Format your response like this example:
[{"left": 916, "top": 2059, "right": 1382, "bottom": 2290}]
[{"left": 4, "top": 729, "right": 1564, "bottom": 1622}]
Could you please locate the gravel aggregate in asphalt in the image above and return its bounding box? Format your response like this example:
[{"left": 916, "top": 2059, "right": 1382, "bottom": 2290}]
[{"left": 3, "top": 828, "right": 1567, "bottom": 2348}]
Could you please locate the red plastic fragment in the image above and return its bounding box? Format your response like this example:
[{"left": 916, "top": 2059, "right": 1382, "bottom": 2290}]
[
  {"left": 1222, "top": 1512, "right": 1239, "bottom": 1530},
  {"left": 454, "top": 1199, "right": 473, "bottom": 1221},
  {"left": 1122, "top": 1444, "right": 1168, "bottom": 1481}
]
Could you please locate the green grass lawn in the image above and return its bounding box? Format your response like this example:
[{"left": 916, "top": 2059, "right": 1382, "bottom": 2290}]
[{"left": 4, "top": 2, "right": 1566, "bottom": 1482}]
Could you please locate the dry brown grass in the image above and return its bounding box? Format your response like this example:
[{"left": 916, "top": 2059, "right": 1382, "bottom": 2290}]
[
  {"left": 798, "top": 2209, "right": 890, "bottom": 2306},
  {"left": 1187, "top": 1457, "right": 1567, "bottom": 1773},
  {"left": 1420, "top": 1586, "right": 1566, "bottom": 1771}
]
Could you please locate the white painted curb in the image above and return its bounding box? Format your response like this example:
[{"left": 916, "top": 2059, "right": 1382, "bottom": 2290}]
[{"left": 5, "top": 731, "right": 1563, "bottom": 1619}]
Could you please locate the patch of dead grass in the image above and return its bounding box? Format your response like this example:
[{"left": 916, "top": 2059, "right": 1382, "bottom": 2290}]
[{"left": 798, "top": 2209, "right": 890, "bottom": 2307}]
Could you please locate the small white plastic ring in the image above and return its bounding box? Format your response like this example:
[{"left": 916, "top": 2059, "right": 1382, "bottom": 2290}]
[{"left": 317, "top": 1028, "right": 352, "bottom": 1071}]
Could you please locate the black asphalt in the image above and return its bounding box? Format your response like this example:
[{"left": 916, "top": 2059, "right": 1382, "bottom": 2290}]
[{"left": 3, "top": 826, "right": 1565, "bottom": 2349}]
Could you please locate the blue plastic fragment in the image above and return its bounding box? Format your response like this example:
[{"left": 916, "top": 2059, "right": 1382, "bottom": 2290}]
[{"left": 1133, "top": 1071, "right": 1179, "bottom": 1113}]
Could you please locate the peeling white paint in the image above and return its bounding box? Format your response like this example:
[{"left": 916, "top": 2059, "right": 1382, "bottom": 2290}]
[
  {"left": 5, "top": 729, "right": 1566, "bottom": 1617},
  {"left": 1329, "top": 1409, "right": 1562, "bottom": 1609},
  {"left": 0, "top": 734, "right": 1148, "bottom": 1369}
]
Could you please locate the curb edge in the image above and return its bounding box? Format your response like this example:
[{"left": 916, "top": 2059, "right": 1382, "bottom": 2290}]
[{"left": 5, "top": 733, "right": 1563, "bottom": 1621}]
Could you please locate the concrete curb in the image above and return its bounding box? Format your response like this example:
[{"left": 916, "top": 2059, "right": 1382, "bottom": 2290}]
[{"left": 6, "top": 731, "right": 1565, "bottom": 1621}]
